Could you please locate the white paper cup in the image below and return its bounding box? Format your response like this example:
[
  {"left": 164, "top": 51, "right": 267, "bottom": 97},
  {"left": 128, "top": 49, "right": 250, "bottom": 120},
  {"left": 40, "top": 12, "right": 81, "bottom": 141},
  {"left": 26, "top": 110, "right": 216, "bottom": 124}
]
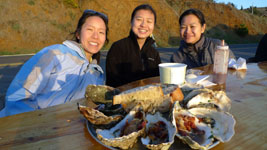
[{"left": 159, "top": 63, "right": 187, "bottom": 85}]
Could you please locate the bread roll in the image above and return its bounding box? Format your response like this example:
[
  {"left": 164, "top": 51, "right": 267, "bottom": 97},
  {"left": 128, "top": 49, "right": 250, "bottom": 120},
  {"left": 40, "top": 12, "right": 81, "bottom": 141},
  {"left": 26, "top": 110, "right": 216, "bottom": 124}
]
[
  {"left": 170, "top": 87, "right": 184, "bottom": 102},
  {"left": 113, "top": 84, "right": 185, "bottom": 112},
  {"left": 113, "top": 85, "right": 164, "bottom": 105}
]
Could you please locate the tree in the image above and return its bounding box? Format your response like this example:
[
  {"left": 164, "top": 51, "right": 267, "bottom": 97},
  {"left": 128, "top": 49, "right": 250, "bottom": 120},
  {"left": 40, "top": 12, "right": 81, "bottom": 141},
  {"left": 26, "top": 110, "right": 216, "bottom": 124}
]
[{"left": 235, "top": 24, "right": 249, "bottom": 37}]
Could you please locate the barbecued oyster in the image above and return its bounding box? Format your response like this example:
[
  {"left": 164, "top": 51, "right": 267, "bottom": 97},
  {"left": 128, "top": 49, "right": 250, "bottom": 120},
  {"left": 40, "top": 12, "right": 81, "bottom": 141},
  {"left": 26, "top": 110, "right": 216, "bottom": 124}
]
[
  {"left": 141, "top": 112, "right": 176, "bottom": 150},
  {"left": 183, "top": 88, "right": 212, "bottom": 104},
  {"left": 96, "top": 109, "right": 146, "bottom": 149},
  {"left": 186, "top": 90, "right": 231, "bottom": 112},
  {"left": 85, "top": 85, "right": 120, "bottom": 104},
  {"left": 188, "top": 107, "right": 236, "bottom": 142},
  {"left": 173, "top": 102, "right": 214, "bottom": 150},
  {"left": 78, "top": 103, "right": 126, "bottom": 129}
]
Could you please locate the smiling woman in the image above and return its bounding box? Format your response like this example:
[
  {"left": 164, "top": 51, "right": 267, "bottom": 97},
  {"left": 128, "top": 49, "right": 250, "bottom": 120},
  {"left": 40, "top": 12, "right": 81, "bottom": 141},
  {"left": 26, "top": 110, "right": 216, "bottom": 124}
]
[
  {"left": 170, "top": 8, "right": 235, "bottom": 69},
  {"left": 0, "top": 9, "right": 109, "bottom": 117},
  {"left": 106, "top": 4, "right": 161, "bottom": 87}
]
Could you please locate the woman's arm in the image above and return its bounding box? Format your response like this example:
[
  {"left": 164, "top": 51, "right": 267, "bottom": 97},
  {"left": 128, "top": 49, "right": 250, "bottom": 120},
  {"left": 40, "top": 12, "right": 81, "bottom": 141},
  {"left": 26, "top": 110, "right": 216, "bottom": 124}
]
[{"left": 6, "top": 49, "right": 58, "bottom": 102}]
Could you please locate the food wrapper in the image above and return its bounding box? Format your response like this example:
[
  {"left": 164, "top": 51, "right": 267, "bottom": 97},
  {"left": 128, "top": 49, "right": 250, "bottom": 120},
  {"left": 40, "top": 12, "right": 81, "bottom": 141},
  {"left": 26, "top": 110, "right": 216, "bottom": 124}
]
[
  {"left": 228, "top": 57, "right": 247, "bottom": 70},
  {"left": 186, "top": 73, "right": 216, "bottom": 87}
]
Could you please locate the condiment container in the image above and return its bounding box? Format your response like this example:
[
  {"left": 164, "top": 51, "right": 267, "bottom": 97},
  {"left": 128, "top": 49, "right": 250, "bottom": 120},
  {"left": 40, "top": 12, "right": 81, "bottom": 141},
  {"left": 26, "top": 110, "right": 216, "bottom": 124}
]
[{"left": 213, "top": 40, "right": 229, "bottom": 84}]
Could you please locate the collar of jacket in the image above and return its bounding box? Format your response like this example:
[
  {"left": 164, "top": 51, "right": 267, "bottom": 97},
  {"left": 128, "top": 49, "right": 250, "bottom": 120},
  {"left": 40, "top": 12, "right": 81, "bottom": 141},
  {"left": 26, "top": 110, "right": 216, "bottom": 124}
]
[
  {"left": 63, "top": 40, "right": 99, "bottom": 64},
  {"left": 63, "top": 40, "right": 86, "bottom": 59},
  {"left": 128, "top": 30, "right": 155, "bottom": 51},
  {"left": 180, "top": 34, "right": 207, "bottom": 54}
]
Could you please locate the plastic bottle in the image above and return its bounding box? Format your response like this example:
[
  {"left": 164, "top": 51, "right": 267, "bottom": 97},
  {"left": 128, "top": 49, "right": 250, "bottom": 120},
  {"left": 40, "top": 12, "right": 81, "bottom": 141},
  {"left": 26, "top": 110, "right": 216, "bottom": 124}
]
[{"left": 213, "top": 40, "right": 229, "bottom": 84}]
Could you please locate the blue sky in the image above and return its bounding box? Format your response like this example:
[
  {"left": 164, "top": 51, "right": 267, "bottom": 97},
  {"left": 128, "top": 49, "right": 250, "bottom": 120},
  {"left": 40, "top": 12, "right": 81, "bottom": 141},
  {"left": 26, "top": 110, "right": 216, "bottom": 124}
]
[{"left": 216, "top": 0, "right": 267, "bottom": 9}]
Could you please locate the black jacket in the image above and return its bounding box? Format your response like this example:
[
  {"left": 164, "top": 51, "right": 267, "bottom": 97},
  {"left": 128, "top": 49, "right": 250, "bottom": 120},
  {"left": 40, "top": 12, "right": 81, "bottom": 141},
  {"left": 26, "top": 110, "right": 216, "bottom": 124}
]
[
  {"left": 106, "top": 31, "right": 161, "bottom": 87},
  {"left": 170, "top": 35, "right": 235, "bottom": 69},
  {"left": 253, "top": 34, "right": 267, "bottom": 62}
]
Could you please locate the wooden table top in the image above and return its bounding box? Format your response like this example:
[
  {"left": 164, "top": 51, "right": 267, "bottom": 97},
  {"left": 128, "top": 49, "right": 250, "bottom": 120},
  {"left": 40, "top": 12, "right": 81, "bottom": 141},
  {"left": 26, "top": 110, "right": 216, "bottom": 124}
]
[{"left": 0, "top": 62, "right": 266, "bottom": 150}]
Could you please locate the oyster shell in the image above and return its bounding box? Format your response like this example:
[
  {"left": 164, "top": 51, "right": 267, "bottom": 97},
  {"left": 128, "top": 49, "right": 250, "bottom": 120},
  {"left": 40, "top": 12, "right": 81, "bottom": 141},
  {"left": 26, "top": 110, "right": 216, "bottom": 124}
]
[
  {"left": 96, "top": 103, "right": 127, "bottom": 116},
  {"left": 85, "top": 85, "right": 120, "bottom": 104},
  {"left": 188, "top": 107, "right": 236, "bottom": 142},
  {"left": 183, "top": 88, "right": 212, "bottom": 104},
  {"left": 173, "top": 102, "right": 214, "bottom": 150},
  {"left": 180, "top": 83, "right": 204, "bottom": 94},
  {"left": 141, "top": 112, "right": 176, "bottom": 150},
  {"left": 96, "top": 109, "right": 146, "bottom": 149},
  {"left": 78, "top": 103, "right": 125, "bottom": 129},
  {"left": 186, "top": 90, "right": 231, "bottom": 112}
]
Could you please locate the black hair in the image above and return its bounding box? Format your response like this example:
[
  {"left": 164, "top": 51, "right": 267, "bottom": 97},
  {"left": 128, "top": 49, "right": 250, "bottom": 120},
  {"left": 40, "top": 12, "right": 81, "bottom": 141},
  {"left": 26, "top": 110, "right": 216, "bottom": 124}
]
[
  {"left": 131, "top": 4, "right": 157, "bottom": 24},
  {"left": 179, "top": 9, "right": 205, "bottom": 26},
  {"left": 71, "top": 10, "right": 109, "bottom": 64},
  {"left": 72, "top": 10, "right": 109, "bottom": 44}
]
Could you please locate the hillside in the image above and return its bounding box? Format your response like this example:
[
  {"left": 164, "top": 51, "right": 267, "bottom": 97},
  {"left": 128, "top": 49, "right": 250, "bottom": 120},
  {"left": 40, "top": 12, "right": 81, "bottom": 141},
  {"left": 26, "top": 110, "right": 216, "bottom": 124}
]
[
  {"left": 0, "top": 0, "right": 266, "bottom": 54},
  {"left": 243, "top": 7, "right": 267, "bottom": 17}
]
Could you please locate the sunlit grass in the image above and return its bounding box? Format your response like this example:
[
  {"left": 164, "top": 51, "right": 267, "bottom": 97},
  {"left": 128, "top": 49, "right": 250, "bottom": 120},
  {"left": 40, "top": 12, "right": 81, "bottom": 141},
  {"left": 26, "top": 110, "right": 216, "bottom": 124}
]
[{"left": 0, "top": 49, "right": 39, "bottom": 56}]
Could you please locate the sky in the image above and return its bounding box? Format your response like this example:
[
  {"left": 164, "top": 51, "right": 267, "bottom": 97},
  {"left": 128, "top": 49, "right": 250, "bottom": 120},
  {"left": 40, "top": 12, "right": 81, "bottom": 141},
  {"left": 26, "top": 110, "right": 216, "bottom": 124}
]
[{"left": 215, "top": 0, "right": 267, "bottom": 9}]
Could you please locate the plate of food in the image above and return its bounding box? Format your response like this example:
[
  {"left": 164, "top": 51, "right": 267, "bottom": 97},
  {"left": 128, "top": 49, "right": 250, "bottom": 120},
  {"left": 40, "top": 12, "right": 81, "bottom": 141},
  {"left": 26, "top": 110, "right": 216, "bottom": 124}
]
[{"left": 78, "top": 84, "right": 235, "bottom": 150}]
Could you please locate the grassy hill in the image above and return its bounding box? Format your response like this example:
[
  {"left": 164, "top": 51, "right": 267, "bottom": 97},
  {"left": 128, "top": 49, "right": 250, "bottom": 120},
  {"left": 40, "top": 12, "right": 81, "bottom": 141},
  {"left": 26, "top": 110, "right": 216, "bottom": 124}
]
[{"left": 0, "top": 0, "right": 266, "bottom": 55}]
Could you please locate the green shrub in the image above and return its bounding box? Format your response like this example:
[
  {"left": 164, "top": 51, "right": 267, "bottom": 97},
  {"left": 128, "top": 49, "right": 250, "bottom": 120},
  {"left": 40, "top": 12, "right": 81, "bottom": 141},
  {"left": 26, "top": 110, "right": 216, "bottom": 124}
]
[
  {"left": 63, "top": 0, "right": 78, "bottom": 8},
  {"left": 69, "top": 11, "right": 76, "bottom": 20},
  {"left": 28, "top": 0, "right": 35, "bottom": 5},
  {"left": 8, "top": 21, "right": 20, "bottom": 31},
  {"left": 235, "top": 24, "right": 248, "bottom": 37}
]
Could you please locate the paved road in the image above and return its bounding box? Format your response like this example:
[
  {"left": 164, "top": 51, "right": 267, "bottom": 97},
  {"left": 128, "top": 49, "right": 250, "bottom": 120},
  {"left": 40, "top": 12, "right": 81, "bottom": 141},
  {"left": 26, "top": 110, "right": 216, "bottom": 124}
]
[{"left": 0, "top": 44, "right": 258, "bottom": 109}]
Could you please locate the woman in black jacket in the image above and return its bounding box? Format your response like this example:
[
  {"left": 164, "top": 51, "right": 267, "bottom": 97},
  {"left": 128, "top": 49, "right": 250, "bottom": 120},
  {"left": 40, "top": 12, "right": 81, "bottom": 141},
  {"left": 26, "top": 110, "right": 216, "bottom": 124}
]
[
  {"left": 171, "top": 9, "right": 235, "bottom": 69},
  {"left": 248, "top": 33, "right": 267, "bottom": 62},
  {"left": 106, "top": 4, "right": 161, "bottom": 87}
]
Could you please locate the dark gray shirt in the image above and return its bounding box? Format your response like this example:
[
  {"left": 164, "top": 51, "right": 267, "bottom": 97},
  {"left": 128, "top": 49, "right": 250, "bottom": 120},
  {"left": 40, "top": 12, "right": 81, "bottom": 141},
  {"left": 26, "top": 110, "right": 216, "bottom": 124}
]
[{"left": 170, "top": 35, "right": 235, "bottom": 69}]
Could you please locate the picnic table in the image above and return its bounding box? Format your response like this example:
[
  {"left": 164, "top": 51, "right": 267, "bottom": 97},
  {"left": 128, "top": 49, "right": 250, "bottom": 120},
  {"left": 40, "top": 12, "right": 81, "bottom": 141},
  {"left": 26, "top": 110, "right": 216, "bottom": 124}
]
[{"left": 0, "top": 62, "right": 266, "bottom": 150}]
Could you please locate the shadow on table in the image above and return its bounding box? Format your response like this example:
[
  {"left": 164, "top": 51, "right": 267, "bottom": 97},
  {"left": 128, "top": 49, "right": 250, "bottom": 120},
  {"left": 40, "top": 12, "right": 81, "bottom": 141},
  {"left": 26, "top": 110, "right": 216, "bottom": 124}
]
[
  {"left": 0, "top": 94, "right": 5, "bottom": 111},
  {"left": 0, "top": 64, "right": 23, "bottom": 111}
]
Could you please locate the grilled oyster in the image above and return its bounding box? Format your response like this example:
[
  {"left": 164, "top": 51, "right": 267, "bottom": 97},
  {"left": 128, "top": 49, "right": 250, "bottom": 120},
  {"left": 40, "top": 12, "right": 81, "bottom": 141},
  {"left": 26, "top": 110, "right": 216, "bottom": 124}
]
[
  {"left": 188, "top": 107, "right": 236, "bottom": 142},
  {"left": 183, "top": 88, "right": 212, "bottom": 104},
  {"left": 186, "top": 90, "right": 231, "bottom": 112},
  {"left": 141, "top": 112, "right": 176, "bottom": 150},
  {"left": 173, "top": 102, "right": 214, "bottom": 150},
  {"left": 78, "top": 103, "right": 126, "bottom": 129},
  {"left": 96, "top": 109, "right": 146, "bottom": 149},
  {"left": 85, "top": 85, "right": 120, "bottom": 104}
]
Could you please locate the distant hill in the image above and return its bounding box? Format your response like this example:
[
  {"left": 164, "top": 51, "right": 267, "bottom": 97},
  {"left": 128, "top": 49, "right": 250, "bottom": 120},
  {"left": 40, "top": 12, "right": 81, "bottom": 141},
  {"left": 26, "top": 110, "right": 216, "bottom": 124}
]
[
  {"left": 0, "top": 0, "right": 266, "bottom": 55},
  {"left": 243, "top": 7, "right": 267, "bottom": 17}
]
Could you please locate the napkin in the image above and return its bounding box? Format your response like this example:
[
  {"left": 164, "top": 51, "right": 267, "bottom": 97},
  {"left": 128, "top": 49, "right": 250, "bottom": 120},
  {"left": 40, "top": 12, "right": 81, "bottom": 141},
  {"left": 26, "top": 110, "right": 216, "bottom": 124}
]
[
  {"left": 186, "top": 74, "right": 216, "bottom": 87},
  {"left": 228, "top": 57, "right": 247, "bottom": 70}
]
